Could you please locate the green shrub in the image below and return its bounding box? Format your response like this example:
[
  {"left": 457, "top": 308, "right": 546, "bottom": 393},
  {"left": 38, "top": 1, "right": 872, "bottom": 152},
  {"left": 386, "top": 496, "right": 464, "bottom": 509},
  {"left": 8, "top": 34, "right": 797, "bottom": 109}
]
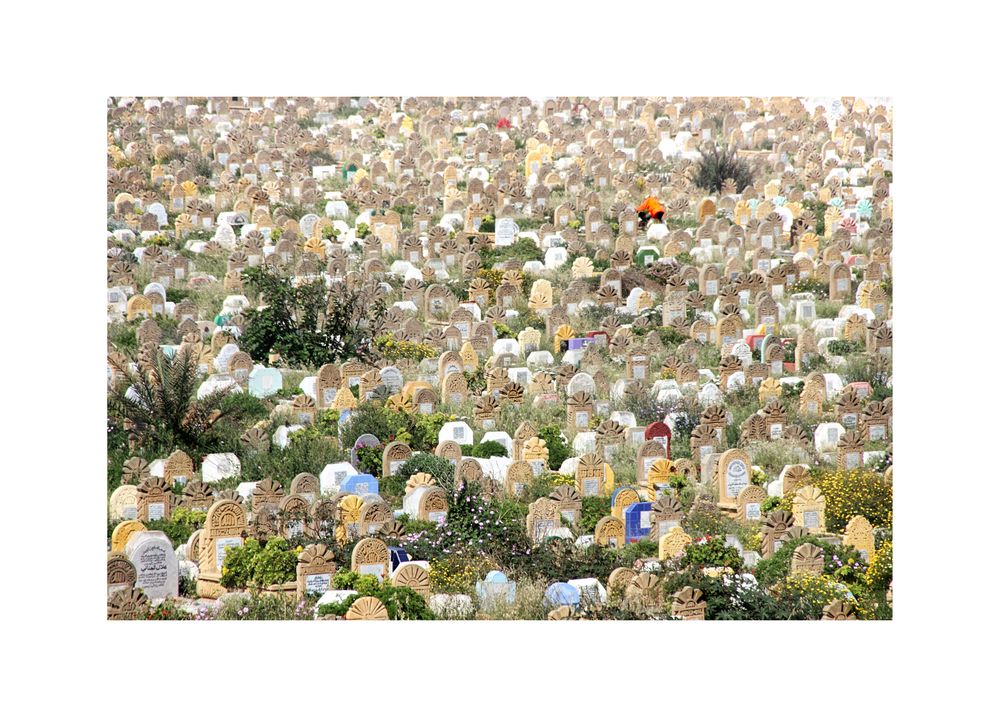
[
  {"left": 221, "top": 538, "right": 298, "bottom": 590},
  {"left": 145, "top": 506, "right": 206, "bottom": 548},
  {"left": 409, "top": 412, "right": 452, "bottom": 452},
  {"left": 752, "top": 534, "right": 867, "bottom": 588},
  {"left": 237, "top": 432, "right": 345, "bottom": 490},
  {"left": 579, "top": 496, "right": 611, "bottom": 534},
  {"left": 478, "top": 237, "right": 543, "bottom": 267},
  {"left": 660, "top": 568, "right": 784, "bottom": 620},
  {"left": 355, "top": 444, "right": 383, "bottom": 477},
  {"left": 338, "top": 401, "right": 409, "bottom": 448},
  {"left": 471, "top": 440, "right": 508, "bottom": 459},
  {"left": 537, "top": 425, "right": 571, "bottom": 471},
  {"left": 679, "top": 536, "right": 744, "bottom": 571},
  {"left": 108, "top": 325, "right": 138, "bottom": 355},
  {"left": 761, "top": 496, "right": 782, "bottom": 513},
  {"left": 395, "top": 453, "right": 456, "bottom": 493},
  {"left": 318, "top": 570, "right": 434, "bottom": 620},
  {"left": 826, "top": 339, "right": 864, "bottom": 356},
  {"left": 504, "top": 538, "right": 635, "bottom": 585}
]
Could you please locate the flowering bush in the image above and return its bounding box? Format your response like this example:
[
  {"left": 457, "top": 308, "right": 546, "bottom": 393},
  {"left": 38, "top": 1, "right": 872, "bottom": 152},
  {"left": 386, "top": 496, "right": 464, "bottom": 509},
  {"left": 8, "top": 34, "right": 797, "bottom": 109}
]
[
  {"left": 374, "top": 334, "right": 437, "bottom": 362},
  {"left": 865, "top": 540, "right": 892, "bottom": 591},
  {"left": 753, "top": 535, "right": 866, "bottom": 588},
  {"left": 399, "top": 481, "right": 532, "bottom": 565},
  {"left": 681, "top": 500, "right": 729, "bottom": 538},
  {"left": 660, "top": 567, "right": 783, "bottom": 620},
  {"left": 140, "top": 599, "right": 191, "bottom": 620},
  {"left": 549, "top": 472, "right": 575, "bottom": 486},
  {"left": 214, "top": 593, "right": 313, "bottom": 620},
  {"left": 805, "top": 468, "right": 893, "bottom": 532},
  {"left": 773, "top": 573, "right": 857, "bottom": 620},
  {"left": 355, "top": 444, "right": 383, "bottom": 477},
  {"left": 476, "top": 267, "right": 505, "bottom": 290},
  {"left": 430, "top": 554, "right": 484, "bottom": 594}
]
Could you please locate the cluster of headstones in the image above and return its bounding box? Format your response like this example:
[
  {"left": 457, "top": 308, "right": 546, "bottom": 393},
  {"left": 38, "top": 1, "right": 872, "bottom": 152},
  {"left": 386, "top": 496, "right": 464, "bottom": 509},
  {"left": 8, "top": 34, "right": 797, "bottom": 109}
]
[{"left": 108, "top": 96, "right": 891, "bottom": 618}]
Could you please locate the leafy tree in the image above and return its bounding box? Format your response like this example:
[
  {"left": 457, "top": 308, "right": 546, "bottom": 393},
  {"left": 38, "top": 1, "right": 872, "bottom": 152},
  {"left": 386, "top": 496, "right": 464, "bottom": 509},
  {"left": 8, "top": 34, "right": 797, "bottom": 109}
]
[{"left": 240, "top": 266, "right": 387, "bottom": 368}]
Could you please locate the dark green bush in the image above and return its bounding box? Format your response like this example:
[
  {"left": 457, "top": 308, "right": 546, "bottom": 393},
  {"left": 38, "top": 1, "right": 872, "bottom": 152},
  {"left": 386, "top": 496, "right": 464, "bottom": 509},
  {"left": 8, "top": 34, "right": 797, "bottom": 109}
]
[
  {"left": 317, "top": 570, "right": 434, "bottom": 620},
  {"left": 579, "top": 496, "right": 612, "bottom": 534},
  {"left": 395, "top": 453, "right": 456, "bottom": 494},
  {"left": 220, "top": 538, "right": 298, "bottom": 590},
  {"left": 679, "top": 536, "right": 744, "bottom": 571},
  {"left": 471, "top": 440, "right": 508, "bottom": 459},
  {"left": 537, "top": 425, "right": 571, "bottom": 471},
  {"left": 827, "top": 340, "right": 864, "bottom": 356},
  {"left": 240, "top": 266, "right": 386, "bottom": 367}
]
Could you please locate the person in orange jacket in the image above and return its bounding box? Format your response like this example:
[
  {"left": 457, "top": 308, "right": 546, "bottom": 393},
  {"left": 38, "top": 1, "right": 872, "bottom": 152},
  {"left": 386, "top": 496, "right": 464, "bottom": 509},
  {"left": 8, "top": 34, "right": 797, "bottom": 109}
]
[{"left": 635, "top": 196, "right": 665, "bottom": 229}]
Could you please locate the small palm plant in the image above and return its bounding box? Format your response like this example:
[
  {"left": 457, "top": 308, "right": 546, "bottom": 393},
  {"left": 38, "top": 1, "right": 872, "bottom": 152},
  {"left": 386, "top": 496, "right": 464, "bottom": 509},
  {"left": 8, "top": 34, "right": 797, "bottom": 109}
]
[
  {"left": 693, "top": 145, "right": 754, "bottom": 193},
  {"left": 108, "top": 347, "right": 253, "bottom": 453}
]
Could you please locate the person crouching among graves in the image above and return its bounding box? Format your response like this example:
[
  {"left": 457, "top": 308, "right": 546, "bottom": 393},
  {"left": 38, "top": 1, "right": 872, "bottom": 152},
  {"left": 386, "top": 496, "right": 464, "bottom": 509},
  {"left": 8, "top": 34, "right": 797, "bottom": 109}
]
[{"left": 636, "top": 196, "right": 666, "bottom": 229}]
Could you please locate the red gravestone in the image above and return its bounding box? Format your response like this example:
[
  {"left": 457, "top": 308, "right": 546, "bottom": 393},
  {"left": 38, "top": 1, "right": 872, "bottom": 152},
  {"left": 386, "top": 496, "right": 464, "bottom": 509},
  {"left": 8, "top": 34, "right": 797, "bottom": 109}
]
[{"left": 644, "top": 421, "right": 672, "bottom": 458}]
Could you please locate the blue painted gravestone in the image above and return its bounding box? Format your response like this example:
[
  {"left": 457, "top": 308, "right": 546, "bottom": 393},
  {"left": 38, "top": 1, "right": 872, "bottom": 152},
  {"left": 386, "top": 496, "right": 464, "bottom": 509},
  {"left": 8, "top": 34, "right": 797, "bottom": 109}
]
[
  {"left": 248, "top": 366, "right": 282, "bottom": 398},
  {"left": 475, "top": 570, "right": 516, "bottom": 606},
  {"left": 610, "top": 486, "right": 631, "bottom": 505},
  {"left": 319, "top": 461, "right": 357, "bottom": 493},
  {"left": 342, "top": 473, "right": 378, "bottom": 496},
  {"left": 623, "top": 501, "right": 653, "bottom": 543},
  {"left": 544, "top": 582, "right": 580, "bottom": 608},
  {"left": 389, "top": 546, "right": 410, "bottom": 573}
]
